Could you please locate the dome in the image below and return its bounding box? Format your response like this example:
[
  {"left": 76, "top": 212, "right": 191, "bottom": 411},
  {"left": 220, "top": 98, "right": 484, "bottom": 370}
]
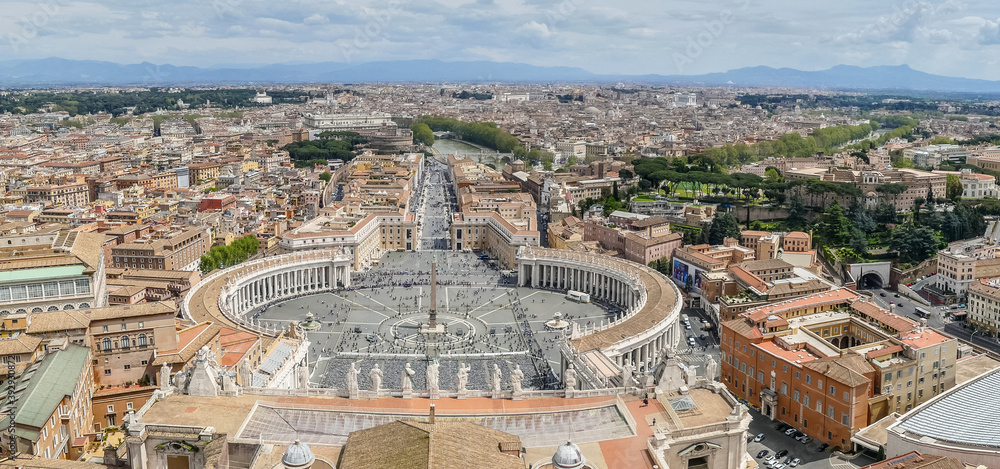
[
  {"left": 282, "top": 440, "right": 315, "bottom": 469},
  {"left": 552, "top": 441, "right": 585, "bottom": 469}
]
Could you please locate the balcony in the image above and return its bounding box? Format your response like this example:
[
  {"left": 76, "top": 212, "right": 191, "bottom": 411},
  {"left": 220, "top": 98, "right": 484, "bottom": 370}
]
[{"left": 94, "top": 339, "right": 155, "bottom": 356}]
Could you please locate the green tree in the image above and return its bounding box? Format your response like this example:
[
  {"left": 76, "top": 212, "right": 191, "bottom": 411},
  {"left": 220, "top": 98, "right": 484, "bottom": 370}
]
[
  {"left": 946, "top": 174, "right": 964, "bottom": 200},
  {"left": 849, "top": 227, "right": 869, "bottom": 257},
  {"left": 874, "top": 202, "right": 898, "bottom": 225},
  {"left": 319, "top": 171, "right": 332, "bottom": 182},
  {"left": 410, "top": 123, "right": 435, "bottom": 146},
  {"left": 786, "top": 196, "right": 807, "bottom": 230},
  {"left": 707, "top": 212, "right": 742, "bottom": 245},
  {"left": 817, "top": 202, "right": 852, "bottom": 246},
  {"left": 764, "top": 168, "right": 780, "bottom": 183},
  {"left": 602, "top": 195, "right": 623, "bottom": 217},
  {"left": 890, "top": 224, "right": 939, "bottom": 263},
  {"left": 618, "top": 168, "right": 634, "bottom": 180}
]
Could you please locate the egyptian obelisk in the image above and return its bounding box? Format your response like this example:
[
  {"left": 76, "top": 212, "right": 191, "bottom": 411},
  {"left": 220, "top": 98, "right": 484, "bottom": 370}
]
[
  {"left": 429, "top": 255, "right": 438, "bottom": 328},
  {"left": 421, "top": 254, "right": 444, "bottom": 335}
]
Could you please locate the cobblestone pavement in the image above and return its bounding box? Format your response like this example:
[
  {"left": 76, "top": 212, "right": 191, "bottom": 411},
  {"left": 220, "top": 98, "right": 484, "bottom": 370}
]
[{"left": 249, "top": 250, "right": 619, "bottom": 391}]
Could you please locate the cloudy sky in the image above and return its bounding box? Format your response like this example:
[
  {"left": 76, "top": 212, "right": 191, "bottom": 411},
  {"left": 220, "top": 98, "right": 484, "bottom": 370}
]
[{"left": 3, "top": 0, "right": 1000, "bottom": 79}]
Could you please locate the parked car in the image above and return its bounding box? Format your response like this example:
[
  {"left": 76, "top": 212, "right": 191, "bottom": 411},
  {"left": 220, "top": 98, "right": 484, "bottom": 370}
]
[
  {"left": 879, "top": 292, "right": 886, "bottom": 297},
  {"left": 784, "top": 456, "right": 794, "bottom": 465},
  {"left": 790, "top": 458, "right": 801, "bottom": 467},
  {"left": 798, "top": 435, "right": 812, "bottom": 444},
  {"left": 784, "top": 428, "right": 798, "bottom": 436},
  {"left": 775, "top": 449, "right": 788, "bottom": 459},
  {"left": 776, "top": 423, "right": 790, "bottom": 432},
  {"left": 754, "top": 433, "right": 765, "bottom": 442},
  {"left": 764, "top": 456, "right": 777, "bottom": 465},
  {"left": 757, "top": 450, "right": 769, "bottom": 458},
  {"left": 817, "top": 443, "right": 829, "bottom": 452},
  {"left": 894, "top": 293, "right": 900, "bottom": 297}
]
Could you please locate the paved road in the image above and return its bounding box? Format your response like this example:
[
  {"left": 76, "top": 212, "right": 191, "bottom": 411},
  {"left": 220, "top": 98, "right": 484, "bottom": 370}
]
[
  {"left": 866, "top": 284, "right": 1000, "bottom": 354},
  {"left": 416, "top": 158, "right": 454, "bottom": 250},
  {"left": 537, "top": 210, "right": 550, "bottom": 248},
  {"left": 745, "top": 407, "right": 876, "bottom": 469}
]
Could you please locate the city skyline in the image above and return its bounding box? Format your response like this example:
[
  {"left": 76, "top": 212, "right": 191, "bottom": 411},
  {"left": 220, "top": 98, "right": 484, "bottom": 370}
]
[{"left": 3, "top": 0, "right": 1000, "bottom": 80}]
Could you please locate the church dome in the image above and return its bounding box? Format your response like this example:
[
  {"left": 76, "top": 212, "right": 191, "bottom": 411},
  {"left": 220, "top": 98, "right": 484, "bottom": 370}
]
[
  {"left": 552, "top": 441, "right": 585, "bottom": 469},
  {"left": 282, "top": 440, "right": 316, "bottom": 469}
]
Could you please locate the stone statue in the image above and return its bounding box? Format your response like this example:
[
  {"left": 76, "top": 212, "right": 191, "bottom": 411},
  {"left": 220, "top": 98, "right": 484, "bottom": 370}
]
[
  {"left": 298, "top": 364, "right": 310, "bottom": 389},
  {"left": 705, "top": 356, "right": 718, "bottom": 382},
  {"left": 662, "top": 343, "right": 677, "bottom": 360},
  {"left": 426, "top": 359, "right": 440, "bottom": 394},
  {"left": 564, "top": 364, "right": 578, "bottom": 392},
  {"left": 456, "top": 362, "right": 470, "bottom": 392},
  {"left": 369, "top": 364, "right": 383, "bottom": 395},
  {"left": 173, "top": 371, "right": 187, "bottom": 393},
  {"left": 491, "top": 363, "right": 503, "bottom": 395},
  {"left": 239, "top": 359, "right": 252, "bottom": 387},
  {"left": 159, "top": 363, "right": 172, "bottom": 392},
  {"left": 221, "top": 371, "right": 237, "bottom": 393},
  {"left": 511, "top": 365, "right": 524, "bottom": 394},
  {"left": 401, "top": 362, "right": 415, "bottom": 392},
  {"left": 346, "top": 362, "right": 360, "bottom": 395},
  {"left": 622, "top": 360, "right": 635, "bottom": 386}
]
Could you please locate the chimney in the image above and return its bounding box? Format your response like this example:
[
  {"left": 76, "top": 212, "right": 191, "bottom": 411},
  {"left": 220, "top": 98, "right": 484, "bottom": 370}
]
[{"left": 429, "top": 404, "right": 436, "bottom": 424}]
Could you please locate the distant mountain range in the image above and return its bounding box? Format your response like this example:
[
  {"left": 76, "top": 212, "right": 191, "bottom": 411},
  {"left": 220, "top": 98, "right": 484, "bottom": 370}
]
[{"left": 2, "top": 58, "right": 1000, "bottom": 94}]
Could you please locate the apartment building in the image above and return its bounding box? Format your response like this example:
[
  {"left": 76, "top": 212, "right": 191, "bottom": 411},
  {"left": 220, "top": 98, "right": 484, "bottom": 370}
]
[
  {"left": 672, "top": 238, "right": 756, "bottom": 293},
  {"left": 113, "top": 171, "right": 178, "bottom": 191},
  {"left": 110, "top": 226, "right": 212, "bottom": 272},
  {"left": 902, "top": 144, "right": 970, "bottom": 168},
  {"left": 721, "top": 289, "right": 956, "bottom": 448},
  {"left": 582, "top": 214, "right": 684, "bottom": 266},
  {"left": 933, "top": 169, "right": 998, "bottom": 199},
  {"left": 0, "top": 345, "right": 93, "bottom": 460},
  {"left": 931, "top": 238, "right": 1000, "bottom": 302},
  {"left": 786, "top": 168, "right": 945, "bottom": 211},
  {"left": 186, "top": 162, "right": 222, "bottom": 183},
  {"left": 22, "top": 183, "right": 89, "bottom": 207},
  {"left": 968, "top": 278, "right": 1000, "bottom": 334},
  {"left": 279, "top": 211, "right": 418, "bottom": 270},
  {"left": 451, "top": 211, "right": 539, "bottom": 268}
]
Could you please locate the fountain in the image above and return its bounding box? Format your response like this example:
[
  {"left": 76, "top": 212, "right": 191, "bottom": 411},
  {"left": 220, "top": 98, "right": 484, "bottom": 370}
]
[{"left": 545, "top": 312, "right": 570, "bottom": 330}]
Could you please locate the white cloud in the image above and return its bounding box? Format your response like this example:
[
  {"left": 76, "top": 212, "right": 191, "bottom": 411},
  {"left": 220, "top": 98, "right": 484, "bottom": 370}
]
[
  {"left": 978, "top": 18, "right": 1000, "bottom": 44},
  {"left": 303, "top": 14, "right": 330, "bottom": 25},
  {"left": 516, "top": 21, "right": 552, "bottom": 39},
  {"left": 1, "top": 0, "right": 999, "bottom": 79}
]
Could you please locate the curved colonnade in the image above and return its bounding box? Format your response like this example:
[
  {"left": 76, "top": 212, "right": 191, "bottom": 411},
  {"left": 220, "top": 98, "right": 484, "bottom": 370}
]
[
  {"left": 182, "top": 250, "right": 353, "bottom": 334},
  {"left": 516, "top": 247, "right": 682, "bottom": 375},
  {"left": 183, "top": 247, "right": 681, "bottom": 391}
]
